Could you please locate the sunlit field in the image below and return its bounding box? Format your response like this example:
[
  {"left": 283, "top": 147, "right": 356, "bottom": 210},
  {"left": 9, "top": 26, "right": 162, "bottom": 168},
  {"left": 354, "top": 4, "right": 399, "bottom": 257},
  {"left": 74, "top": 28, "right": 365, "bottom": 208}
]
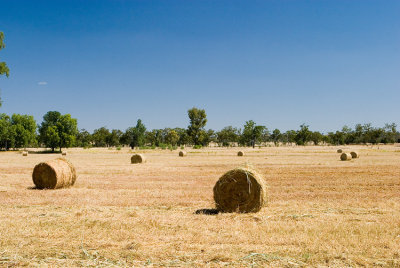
[{"left": 0, "top": 145, "right": 399, "bottom": 267}]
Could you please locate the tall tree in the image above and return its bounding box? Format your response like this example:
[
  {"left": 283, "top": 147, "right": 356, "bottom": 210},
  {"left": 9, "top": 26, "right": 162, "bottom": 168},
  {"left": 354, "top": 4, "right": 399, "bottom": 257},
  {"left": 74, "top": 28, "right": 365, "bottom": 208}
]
[
  {"left": 38, "top": 111, "right": 78, "bottom": 151},
  {"left": 217, "top": 126, "right": 240, "bottom": 147},
  {"left": 125, "top": 119, "right": 147, "bottom": 149},
  {"left": 240, "top": 120, "right": 266, "bottom": 148},
  {"left": 10, "top": 114, "right": 37, "bottom": 149},
  {"left": 187, "top": 107, "right": 207, "bottom": 145},
  {"left": 0, "top": 32, "right": 10, "bottom": 107}
]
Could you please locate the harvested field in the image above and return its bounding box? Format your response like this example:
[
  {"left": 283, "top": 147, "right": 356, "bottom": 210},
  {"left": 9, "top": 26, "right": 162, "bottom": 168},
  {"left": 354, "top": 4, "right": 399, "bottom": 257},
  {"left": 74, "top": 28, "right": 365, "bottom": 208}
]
[{"left": 0, "top": 145, "right": 399, "bottom": 267}]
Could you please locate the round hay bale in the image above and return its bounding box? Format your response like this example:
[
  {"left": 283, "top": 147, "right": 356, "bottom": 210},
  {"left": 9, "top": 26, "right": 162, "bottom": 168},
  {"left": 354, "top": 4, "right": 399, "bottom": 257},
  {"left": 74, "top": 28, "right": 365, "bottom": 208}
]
[
  {"left": 32, "top": 158, "right": 77, "bottom": 189},
  {"left": 179, "top": 151, "right": 187, "bottom": 157},
  {"left": 350, "top": 151, "right": 359, "bottom": 158},
  {"left": 340, "top": 153, "right": 352, "bottom": 161},
  {"left": 237, "top": 151, "right": 244, "bottom": 156},
  {"left": 337, "top": 149, "right": 343, "bottom": 153},
  {"left": 213, "top": 167, "right": 267, "bottom": 213},
  {"left": 131, "top": 154, "right": 146, "bottom": 164},
  {"left": 22, "top": 151, "right": 28, "bottom": 156},
  {"left": 62, "top": 151, "right": 67, "bottom": 156}
]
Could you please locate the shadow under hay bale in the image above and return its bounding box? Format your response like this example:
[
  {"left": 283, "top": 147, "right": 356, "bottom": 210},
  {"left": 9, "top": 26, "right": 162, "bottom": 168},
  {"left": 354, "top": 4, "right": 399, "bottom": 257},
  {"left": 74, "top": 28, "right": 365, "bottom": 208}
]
[
  {"left": 237, "top": 151, "right": 244, "bottom": 156},
  {"left": 337, "top": 149, "right": 343, "bottom": 153},
  {"left": 22, "top": 151, "right": 28, "bottom": 156},
  {"left": 213, "top": 167, "right": 267, "bottom": 213},
  {"left": 179, "top": 151, "right": 187, "bottom": 157},
  {"left": 194, "top": 208, "right": 220, "bottom": 215},
  {"left": 350, "top": 151, "right": 359, "bottom": 158},
  {"left": 131, "top": 154, "right": 146, "bottom": 164},
  {"left": 340, "top": 153, "right": 352, "bottom": 161},
  {"left": 32, "top": 158, "right": 77, "bottom": 189},
  {"left": 61, "top": 151, "right": 67, "bottom": 156}
]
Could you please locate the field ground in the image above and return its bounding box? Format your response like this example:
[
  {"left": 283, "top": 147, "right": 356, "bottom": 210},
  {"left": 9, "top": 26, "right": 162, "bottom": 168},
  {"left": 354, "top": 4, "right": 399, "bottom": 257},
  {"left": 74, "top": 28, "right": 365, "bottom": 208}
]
[{"left": 0, "top": 145, "right": 400, "bottom": 267}]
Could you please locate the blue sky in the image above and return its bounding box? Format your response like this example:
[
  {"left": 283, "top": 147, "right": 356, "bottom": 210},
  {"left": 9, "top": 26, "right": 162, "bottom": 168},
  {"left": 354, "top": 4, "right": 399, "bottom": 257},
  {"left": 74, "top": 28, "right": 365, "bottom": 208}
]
[{"left": 0, "top": 0, "right": 399, "bottom": 133}]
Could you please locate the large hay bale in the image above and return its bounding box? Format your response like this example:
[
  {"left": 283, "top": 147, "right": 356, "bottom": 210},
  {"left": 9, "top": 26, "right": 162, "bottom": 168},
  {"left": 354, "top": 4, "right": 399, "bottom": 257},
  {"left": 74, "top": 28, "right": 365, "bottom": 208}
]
[
  {"left": 350, "top": 151, "right": 359, "bottom": 158},
  {"left": 62, "top": 151, "right": 67, "bottom": 156},
  {"left": 337, "top": 149, "right": 343, "bottom": 153},
  {"left": 22, "top": 151, "right": 28, "bottom": 156},
  {"left": 213, "top": 167, "right": 267, "bottom": 213},
  {"left": 131, "top": 154, "right": 146, "bottom": 164},
  {"left": 237, "top": 151, "right": 244, "bottom": 156},
  {"left": 32, "top": 158, "right": 77, "bottom": 189},
  {"left": 179, "top": 151, "right": 187, "bottom": 157},
  {"left": 340, "top": 153, "right": 352, "bottom": 161}
]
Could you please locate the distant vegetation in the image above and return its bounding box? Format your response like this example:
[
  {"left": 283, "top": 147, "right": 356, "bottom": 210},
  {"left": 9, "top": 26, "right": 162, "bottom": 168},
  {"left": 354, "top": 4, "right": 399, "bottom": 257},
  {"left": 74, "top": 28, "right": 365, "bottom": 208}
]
[{"left": 0, "top": 107, "right": 398, "bottom": 151}]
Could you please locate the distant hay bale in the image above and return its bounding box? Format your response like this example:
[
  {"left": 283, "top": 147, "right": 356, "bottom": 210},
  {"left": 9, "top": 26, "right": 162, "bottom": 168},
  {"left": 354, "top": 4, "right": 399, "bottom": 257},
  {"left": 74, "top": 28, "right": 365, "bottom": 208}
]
[
  {"left": 61, "top": 151, "right": 67, "bottom": 156},
  {"left": 237, "top": 151, "right": 244, "bottom": 156},
  {"left": 22, "top": 151, "right": 28, "bottom": 156},
  {"left": 350, "top": 151, "right": 359, "bottom": 158},
  {"left": 179, "top": 151, "right": 187, "bottom": 157},
  {"left": 213, "top": 167, "right": 267, "bottom": 213},
  {"left": 340, "top": 153, "right": 352, "bottom": 161},
  {"left": 337, "top": 149, "right": 343, "bottom": 153},
  {"left": 131, "top": 154, "right": 146, "bottom": 164},
  {"left": 32, "top": 158, "right": 77, "bottom": 189}
]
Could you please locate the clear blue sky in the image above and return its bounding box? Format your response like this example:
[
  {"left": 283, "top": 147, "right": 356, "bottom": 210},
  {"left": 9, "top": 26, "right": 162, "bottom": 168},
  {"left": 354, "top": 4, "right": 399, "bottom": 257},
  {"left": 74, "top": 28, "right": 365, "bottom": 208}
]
[{"left": 0, "top": 0, "right": 399, "bottom": 133}]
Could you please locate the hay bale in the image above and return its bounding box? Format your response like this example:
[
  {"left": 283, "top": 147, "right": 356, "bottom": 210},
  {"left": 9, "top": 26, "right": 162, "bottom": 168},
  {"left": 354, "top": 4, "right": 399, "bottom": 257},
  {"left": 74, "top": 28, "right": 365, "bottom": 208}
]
[
  {"left": 62, "top": 151, "right": 67, "bottom": 156},
  {"left": 32, "top": 158, "right": 77, "bottom": 189},
  {"left": 237, "top": 151, "right": 244, "bottom": 156},
  {"left": 340, "top": 153, "right": 352, "bottom": 161},
  {"left": 131, "top": 154, "right": 146, "bottom": 164},
  {"left": 22, "top": 151, "right": 28, "bottom": 156},
  {"left": 213, "top": 167, "right": 267, "bottom": 213},
  {"left": 337, "top": 149, "right": 343, "bottom": 153},
  {"left": 179, "top": 151, "right": 187, "bottom": 157},
  {"left": 350, "top": 151, "right": 359, "bottom": 158}
]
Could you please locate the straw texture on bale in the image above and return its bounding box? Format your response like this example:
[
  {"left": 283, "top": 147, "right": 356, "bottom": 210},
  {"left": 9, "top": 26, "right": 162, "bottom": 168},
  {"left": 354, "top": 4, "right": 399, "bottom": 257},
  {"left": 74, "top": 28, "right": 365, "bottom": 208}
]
[
  {"left": 179, "top": 151, "right": 187, "bottom": 157},
  {"left": 350, "top": 151, "right": 359, "bottom": 158},
  {"left": 32, "top": 158, "right": 77, "bottom": 189},
  {"left": 131, "top": 154, "right": 146, "bottom": 164},
  {"left": 237, "top": 151, "right": 244, "bottom": 156},
  {"left": 22, "top": 151, "right": 28, "bottom": 156},
  {"left": 340, "top": 153, "right": 352, "bottom": 161},
  {"left": 337, "top": 149, "right": 343, "bottom": 153},
  {"left": 213, "top": 167, "right": 267, "bottom": 213}
]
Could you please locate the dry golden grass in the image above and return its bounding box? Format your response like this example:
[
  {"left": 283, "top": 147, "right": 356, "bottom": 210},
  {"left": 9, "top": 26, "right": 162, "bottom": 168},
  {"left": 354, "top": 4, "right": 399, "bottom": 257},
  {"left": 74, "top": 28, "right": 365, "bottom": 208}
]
[{"left": 0, "top": 145, "right": 399, "bottom": 267}]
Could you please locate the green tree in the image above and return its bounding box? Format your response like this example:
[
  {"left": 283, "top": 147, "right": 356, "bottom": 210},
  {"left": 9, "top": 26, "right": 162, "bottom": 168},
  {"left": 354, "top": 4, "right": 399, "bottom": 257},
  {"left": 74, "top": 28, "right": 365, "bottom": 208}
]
[
  {"left": 92, "top": 127, "right": 110, "bottom": 147},
  {"left": 38, "top": 111, "right": 78, "bottom": 151},
  {"left": 10, "top": 114, "right": 37, "bottom": 149},
  {"left": 240, "top": 120, "right": 266, "bottom": 148},
  {"left": 294, "top": 124, "right": 312, "bottom": 145},
  {"left": 0, "top": 113, "right": 13, "bottom": 150},
  {"left": 125, "top": 119, "right": 147, "bottom": 149},
  {"left": 106, "top": 129, "right": 122, "bottom": 147},
  {"left": 187, "top": 107, "right": 207, "bottom": 145},
  {"left": 165, "top": 129, "right": 179, "bottom": 146},
  {"left": 217, "top": 126, "right": 240, "bottom": 147},
  {"left": 0, "top": 32, "right": 10, "bottom": 107},
  {"left": 271, "top": 129, "right": 281, "bottom": 146},
  {"left": 76, "top": 129, "right": 92, "bottom": 147}
]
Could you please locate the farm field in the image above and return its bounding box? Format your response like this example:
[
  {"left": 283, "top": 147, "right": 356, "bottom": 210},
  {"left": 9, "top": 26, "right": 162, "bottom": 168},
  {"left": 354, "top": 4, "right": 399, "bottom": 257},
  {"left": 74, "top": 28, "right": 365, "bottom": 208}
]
[{"left": 0, "top": 145, "right": 399, "bottom": 267}]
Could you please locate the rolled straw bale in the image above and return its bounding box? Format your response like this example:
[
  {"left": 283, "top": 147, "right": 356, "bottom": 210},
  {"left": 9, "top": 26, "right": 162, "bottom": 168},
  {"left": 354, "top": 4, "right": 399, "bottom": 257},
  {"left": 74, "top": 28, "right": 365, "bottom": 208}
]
[
  {"left": 62, "top": 151, "right": 67, "bottom": 156},
  {"left": 32, "top": 158, "right": 77, "bottom": 189},
  {"left": 350, "top": 151, "right": 359, "bottom": 158},
  {"left": 340, "top": 153, "right": 352, "bottom": 161},
  {"left": 237, "top": 151, "right": 244, "bottom": 156},
  {"left": 213, "top": 167, "right": 267, "bottom": 213},
  {"left": 179, "top": 151, "right": 187, "bottom": 157},
  {"left": 337, "top": 149, "right": 343, "bottom": 153},
  {"left": 131, "top": 154, "right": 146, "bottom": 164},
  {"left": 22, "top": 151, "right": 28, "bottom": 156}
]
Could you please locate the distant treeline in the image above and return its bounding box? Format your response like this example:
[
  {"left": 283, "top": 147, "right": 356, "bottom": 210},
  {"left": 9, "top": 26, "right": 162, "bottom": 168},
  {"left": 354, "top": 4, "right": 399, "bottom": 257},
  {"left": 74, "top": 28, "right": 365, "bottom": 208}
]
[{"left": 0, "top": 108, "right": 399, "bottom": 151}]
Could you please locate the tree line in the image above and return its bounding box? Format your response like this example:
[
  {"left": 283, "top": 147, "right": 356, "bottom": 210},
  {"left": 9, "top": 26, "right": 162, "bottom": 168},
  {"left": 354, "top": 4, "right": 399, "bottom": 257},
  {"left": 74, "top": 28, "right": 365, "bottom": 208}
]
[{"left": 0, "top": 108, "right": 399, "bottom": 151}]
